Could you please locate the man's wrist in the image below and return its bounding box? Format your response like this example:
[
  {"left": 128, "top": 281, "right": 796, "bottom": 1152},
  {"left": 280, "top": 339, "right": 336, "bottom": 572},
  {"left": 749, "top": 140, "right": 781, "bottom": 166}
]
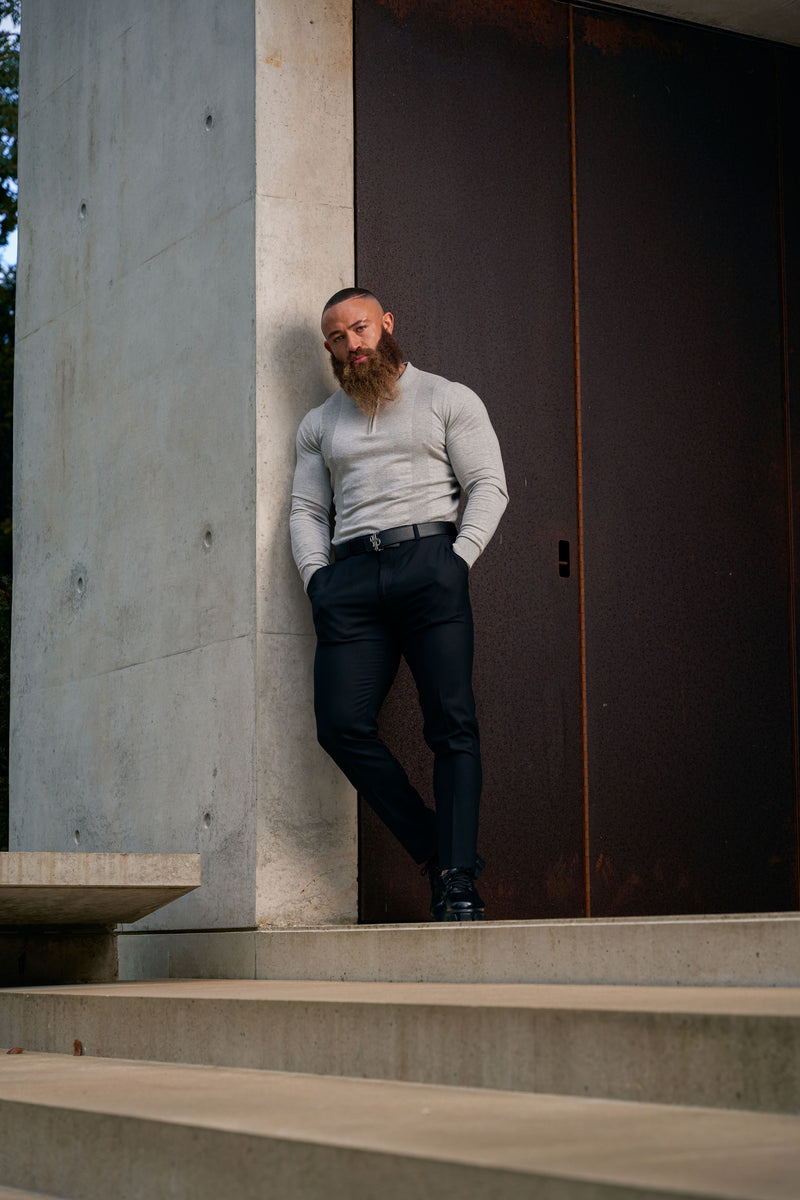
[{"left": 452, "top": 539, "right": 479, "bottom": 568}]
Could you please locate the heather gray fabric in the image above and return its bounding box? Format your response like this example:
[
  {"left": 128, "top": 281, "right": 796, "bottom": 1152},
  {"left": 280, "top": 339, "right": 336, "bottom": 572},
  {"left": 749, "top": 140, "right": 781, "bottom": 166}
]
[{"left": 290, "top": 363, "right": 508, "bottom": 589}]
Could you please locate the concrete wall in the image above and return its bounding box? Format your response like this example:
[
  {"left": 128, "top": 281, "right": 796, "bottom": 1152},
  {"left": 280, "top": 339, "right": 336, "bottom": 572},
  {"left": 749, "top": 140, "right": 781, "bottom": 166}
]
[
  {"left": 252, "top": 0, "right": 356, "bottom": 925},
  {"left": 12, "top": 0, "right": 356, "bottom": 928}
]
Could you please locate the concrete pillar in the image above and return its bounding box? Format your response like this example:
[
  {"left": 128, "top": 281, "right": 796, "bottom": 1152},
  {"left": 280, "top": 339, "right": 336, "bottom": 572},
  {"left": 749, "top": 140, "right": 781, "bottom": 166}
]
[{"left": 11, "top": 0, "right": 356, "bottom": 928}]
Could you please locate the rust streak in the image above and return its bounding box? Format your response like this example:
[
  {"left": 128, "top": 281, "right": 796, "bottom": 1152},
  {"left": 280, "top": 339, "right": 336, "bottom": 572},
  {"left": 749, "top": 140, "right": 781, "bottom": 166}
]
[
  {"left": 376, "top": 0, "right": 565, "bottom": 50},
  {"left": 580, "top": 11, "right": 685, "bottom": 59}
]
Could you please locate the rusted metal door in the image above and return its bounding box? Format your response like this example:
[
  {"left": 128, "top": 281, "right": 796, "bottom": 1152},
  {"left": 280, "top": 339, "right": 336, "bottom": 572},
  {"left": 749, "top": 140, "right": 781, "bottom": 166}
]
[
  {"left": 354, "top": 0, "right": 800, "bottom": 921},
  {"left": 574, "top": 9, "right": 797, "bottom": 914},
  {"left": 354, "top": 0, "right": 584, "bottom": 921}
]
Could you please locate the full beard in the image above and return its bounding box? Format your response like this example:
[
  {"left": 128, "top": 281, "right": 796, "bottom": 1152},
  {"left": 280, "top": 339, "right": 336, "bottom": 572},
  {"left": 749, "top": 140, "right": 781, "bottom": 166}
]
[{"left": 331, "top": 330, "right": 405, "bottom": 416}]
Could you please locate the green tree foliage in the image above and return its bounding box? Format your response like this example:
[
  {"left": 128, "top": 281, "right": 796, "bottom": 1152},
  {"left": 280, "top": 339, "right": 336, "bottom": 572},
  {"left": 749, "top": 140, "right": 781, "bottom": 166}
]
[
  {"left": 0, "top": 0, "right": 19, "bottom": 250},
  {"left": 0, "top": 266, "right": 12, "bottom": 578},
  {"left": 0, "top": 269, "right": 10, "bottom": 848},
  {"left": 0, "top": 0, "right": 17, "bottom": 569},
  {"left": 0, "top": 0, "right": 17, "bottom": 848}
]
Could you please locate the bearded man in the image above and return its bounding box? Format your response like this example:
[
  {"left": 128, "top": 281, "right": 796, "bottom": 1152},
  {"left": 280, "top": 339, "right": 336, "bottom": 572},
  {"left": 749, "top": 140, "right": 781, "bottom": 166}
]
[{"left": 290, "top": 288, "right": 508, "bottom": 921}]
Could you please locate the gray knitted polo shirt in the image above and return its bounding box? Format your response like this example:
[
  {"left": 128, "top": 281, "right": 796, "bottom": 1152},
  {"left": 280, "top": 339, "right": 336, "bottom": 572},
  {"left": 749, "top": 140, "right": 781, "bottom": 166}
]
[{"left": 290, "top": 363, "right": 508, "bottom": 590}]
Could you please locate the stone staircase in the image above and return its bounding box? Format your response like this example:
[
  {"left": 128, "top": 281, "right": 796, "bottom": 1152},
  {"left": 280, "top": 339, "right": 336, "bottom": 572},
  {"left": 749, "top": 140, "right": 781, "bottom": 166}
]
[{"left": 1, "top": 915, "right": 799, "bottom": 1198}]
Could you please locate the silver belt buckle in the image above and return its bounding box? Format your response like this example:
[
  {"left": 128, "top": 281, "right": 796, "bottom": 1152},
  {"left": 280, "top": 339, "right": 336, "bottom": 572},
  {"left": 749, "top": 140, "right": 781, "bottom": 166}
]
[{"left": 370, "top": 531, "right": 382, "bottom": 552}]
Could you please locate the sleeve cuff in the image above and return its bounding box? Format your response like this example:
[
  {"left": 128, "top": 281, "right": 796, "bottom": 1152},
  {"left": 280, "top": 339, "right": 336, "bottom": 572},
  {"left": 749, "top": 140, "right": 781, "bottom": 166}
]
[
  {"left": 302, "top": 563, "right": 327, "bottom": 591},
  {"left": 452, "top": 538, "right": 480, "bottom": 568}
]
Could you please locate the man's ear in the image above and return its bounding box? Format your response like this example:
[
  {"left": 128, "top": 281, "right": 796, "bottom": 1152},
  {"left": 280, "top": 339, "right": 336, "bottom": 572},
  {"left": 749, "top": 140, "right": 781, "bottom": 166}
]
[
  {"left": 323, "top": 340, "right": 332, "bottom": 354},
  {"left": 382, "top": 311, "right": 395, "bottom": 334}
]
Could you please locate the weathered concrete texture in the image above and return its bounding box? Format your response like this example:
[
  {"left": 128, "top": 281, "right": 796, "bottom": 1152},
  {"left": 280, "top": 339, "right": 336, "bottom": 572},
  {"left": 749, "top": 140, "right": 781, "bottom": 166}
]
[
  {"left": 12, "top": 207, "right": 258, "bottom": 689},
  {"left": 12, "top": 0, "right": 356, "bottom": 929},
  {"left": 252, "top": 0, "right": 357, "bottom": 926},
  {"left": 1, "top": 1053, "right": 799, "bottom": 1200},
  {"left": 255, "top": 631, "right": 357, "bottom": 926},
  {"left": 117, "top": 913, "right": 800, "bottom": 987},
  {"left": 592, "top": 0, "right": 800, "bottom": 46},
  {"left": 13, "top": 0, "right": 258, "bottom": 930},
  {"left": 0, "top": 852, "right": 200, "bottom": 924},
  {"left": 2, "top": 979, "right": 798, "bottom": 1114},
  {"left": 13, "top": 638, "right": 256, "bottom": 930}
]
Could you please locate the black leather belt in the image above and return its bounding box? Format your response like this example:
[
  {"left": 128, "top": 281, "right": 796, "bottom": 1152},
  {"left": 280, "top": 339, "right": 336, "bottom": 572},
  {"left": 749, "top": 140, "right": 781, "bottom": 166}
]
[{"left": 334, "top": 521, "right": 456, "bottom": 560}]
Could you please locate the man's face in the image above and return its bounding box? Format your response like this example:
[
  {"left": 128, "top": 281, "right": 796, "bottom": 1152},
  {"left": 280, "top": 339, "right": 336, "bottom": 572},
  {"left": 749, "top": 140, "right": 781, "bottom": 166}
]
[
  {"left": 322, "top": 297, "right": 394, "bottom": 364},
  {"left": 321, "top": 296, "right": 404, "bottom": 415}
]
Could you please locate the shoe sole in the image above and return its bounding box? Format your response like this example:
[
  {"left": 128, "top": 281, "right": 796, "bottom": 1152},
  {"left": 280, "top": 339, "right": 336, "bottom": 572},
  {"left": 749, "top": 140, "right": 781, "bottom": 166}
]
[{"left": 442, "top": 911, "right": 486, "bottom": 922}]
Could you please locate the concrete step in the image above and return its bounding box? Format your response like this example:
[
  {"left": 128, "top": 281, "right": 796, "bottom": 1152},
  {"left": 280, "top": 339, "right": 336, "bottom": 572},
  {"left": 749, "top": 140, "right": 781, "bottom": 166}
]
[
  {"left": 3, "top": 979, "right": 798, "bottom": 1114},
  {"left": 118, "top": 912, "right": 800, "bottom": 986},
  {"left": 0, "top": 1190, "right": 63, "bottom": 1199},
  {"left": 1, "top": 1051, "right": 798, "bottom": 1200}
]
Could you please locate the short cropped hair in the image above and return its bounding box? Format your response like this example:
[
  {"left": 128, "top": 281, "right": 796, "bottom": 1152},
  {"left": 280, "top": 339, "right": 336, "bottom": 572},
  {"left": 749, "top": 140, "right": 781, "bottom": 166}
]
[{"left": 322, "top": 287, "right": 383, "bottom": 314}]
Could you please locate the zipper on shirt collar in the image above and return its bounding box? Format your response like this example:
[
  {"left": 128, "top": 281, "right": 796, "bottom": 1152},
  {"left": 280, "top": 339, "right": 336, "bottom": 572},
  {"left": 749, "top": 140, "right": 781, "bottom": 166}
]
[{"left": 365, "top": 364, "right": 407, "bottom": 433}]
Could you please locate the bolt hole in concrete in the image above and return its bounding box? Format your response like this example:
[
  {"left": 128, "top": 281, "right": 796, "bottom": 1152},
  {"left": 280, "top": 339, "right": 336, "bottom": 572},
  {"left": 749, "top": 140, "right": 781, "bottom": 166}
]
[
  {"left": 202, "top": 812, "right": 212, "bottom": 828},
  {"left": 71, "top": 564, "right": 88, "bottom": 599},
  {"left": 203, "top": 529, "right": 213, "bottom": 550},
  {"left": 78, "top": 200, "right": 87, "bottom": 219},
  {"left": 73, "top": 830, "right": 80, "bottom": 845},
  {"left": 204, "top": 112, "right": 214, "bottom": 130}
]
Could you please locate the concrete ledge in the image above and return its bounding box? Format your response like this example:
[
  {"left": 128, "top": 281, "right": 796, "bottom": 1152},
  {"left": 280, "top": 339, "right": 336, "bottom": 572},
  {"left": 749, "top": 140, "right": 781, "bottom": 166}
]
[
  {"left": 118, "top": 913, "right": 800, "bottom": 987},
  {"left": 3, "top": 979, "right": 798, "bottom": 1113},
  {"left": 0, "top": 853, "right": 201, "bottom": 987},
  {"left": 1, "top": 1053, "right": 798, "bottom": 1199},
  {"left": 0, "top": 853, "right": 201, "bottom": 925}
]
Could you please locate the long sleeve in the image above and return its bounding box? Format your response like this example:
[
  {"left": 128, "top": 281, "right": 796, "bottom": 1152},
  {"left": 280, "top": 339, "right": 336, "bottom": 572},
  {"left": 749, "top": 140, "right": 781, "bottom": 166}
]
[
  {"left": 441, "top": 382, "right": 509, "bottom": 567},
  {"left": 290, "top": 410, "right": 333, "bottom": 590}
]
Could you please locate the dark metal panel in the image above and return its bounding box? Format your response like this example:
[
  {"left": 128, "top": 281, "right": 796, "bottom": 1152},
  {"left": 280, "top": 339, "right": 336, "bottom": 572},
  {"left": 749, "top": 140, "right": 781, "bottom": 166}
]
[
  {"left": 778, "top": 44, "right": 800, "bottom": 900},
  {"left": 355, "top": 0, "right": 584, "bottom": 922},
  {"left": 575, "top": 10, "right": 797, "bottom": 914}
]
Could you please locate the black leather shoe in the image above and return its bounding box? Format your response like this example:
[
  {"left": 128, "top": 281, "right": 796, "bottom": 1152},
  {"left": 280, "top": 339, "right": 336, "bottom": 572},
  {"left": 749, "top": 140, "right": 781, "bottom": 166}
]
[
  {"left": 440, "top": 866, "right": 486, "bottom": 922},
  {"left": 422, "top": 855, "right": 446, "bottom": 921}
]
